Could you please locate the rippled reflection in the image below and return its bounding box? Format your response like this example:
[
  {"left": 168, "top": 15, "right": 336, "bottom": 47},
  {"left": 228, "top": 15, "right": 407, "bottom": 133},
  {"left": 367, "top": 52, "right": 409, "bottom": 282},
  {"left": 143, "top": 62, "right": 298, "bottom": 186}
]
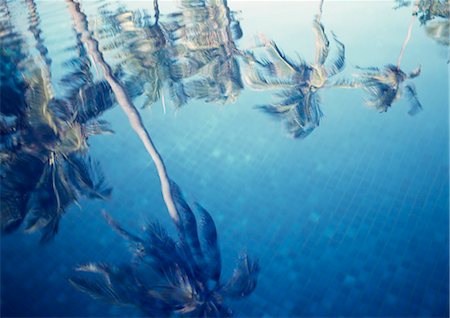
[
  {"left": 425, "top": 19, "right": 449, "bottom": 46},
  {"left": 71, "top": 182, "right": 259, "bottom": 317},
  {"left": 1, "top": 0, "right": 112, "bottom": 242},
  {"left": 396, "top": 0, "right": 449, "bottom": 46},
  {"left": 92, "top": 0, "right": 245, "bottom": 109},
  {"left": 169, "top": 0, "right": 245, "bottom": 104},
  {"left": 415, "top": 0, "right": 449, "bottom": 25},
  {"left": 94, "top": 1, "right": 189, "bottom": 109}
]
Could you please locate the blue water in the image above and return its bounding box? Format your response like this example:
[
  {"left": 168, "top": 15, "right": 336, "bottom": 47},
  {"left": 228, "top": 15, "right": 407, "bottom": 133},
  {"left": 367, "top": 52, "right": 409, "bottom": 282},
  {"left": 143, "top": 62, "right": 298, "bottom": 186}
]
[{"left": 1, "top": 0, "right": 449, "bottom": 317}]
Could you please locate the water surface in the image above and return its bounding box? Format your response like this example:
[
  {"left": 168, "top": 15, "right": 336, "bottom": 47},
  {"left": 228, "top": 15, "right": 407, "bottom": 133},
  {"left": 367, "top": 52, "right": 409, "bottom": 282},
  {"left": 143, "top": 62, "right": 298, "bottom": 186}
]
[{"left": 1, "top": 0, "right": 448, "bottom": 317}]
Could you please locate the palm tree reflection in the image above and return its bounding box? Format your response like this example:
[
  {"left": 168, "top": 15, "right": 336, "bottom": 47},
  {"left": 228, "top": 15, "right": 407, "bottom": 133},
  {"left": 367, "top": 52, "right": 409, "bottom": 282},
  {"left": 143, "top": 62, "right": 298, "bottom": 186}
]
[
  {"left": 93, "top": 0, "right": 246, "bottom": 109},
  {"left": 350, "top": 64, "right": 422, "bottom": 115},
  {"left": 394, "top": 0, "right": 449, "bottom": 22},
  {"left": 95, "top": 1, "right": 190, "bottom": 110},
  {"left": 170, "top": 0, "right": 245, "bottom": 104},
  {"left": 415, "top": 0, "right": 449, "bottom": 25},
  {"left": 395, "top": 0, "right": 449, "bottom": 46},
  {"left": 1, "top": 70, "right": 113, "bottom": 242},
  {"left": 417, "top": 0, "right": 449, "bottom": 47},
  {"left": 343, "top": 2, "right": 423, "bottom": 115},
  {"left": 70, "top": 183, "right": 259, "bottom": 317},
  {"left": 0, "top": 0, "right": 113, "bottom": 242},
  {"left": 244, "top": 0, "right": 345, "bottom": 138}
]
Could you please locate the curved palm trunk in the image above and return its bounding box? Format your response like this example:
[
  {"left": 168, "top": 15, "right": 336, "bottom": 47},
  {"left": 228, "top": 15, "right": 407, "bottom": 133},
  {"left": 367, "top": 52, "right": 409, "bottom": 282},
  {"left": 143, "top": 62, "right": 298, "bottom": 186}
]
[
  {"left": 66, "top": 0, "right": 180, "bottom": 225},
  {"left": 316, "top": 0, "right": 324, "bottom": 21},
  {"left": 396, "top": 0, "right": 419, "bottom": 68},
  {"left": 396, "top": 15, "right": 416, "bottom": 68}
]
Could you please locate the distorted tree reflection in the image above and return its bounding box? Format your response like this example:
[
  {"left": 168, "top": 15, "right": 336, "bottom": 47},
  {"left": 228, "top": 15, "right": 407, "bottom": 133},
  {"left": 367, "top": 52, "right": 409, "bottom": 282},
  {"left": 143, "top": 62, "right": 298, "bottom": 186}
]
[
  {"left": 243, "top": 0, "right": 345, "bottom": 138},
  {"left": 169, "top": 0, "right": 245, "bottom": 104},
  {"left": 66, "top": 1, "right": 259, "bottom": 314},
  {"left": 341, "top": 1, "right": 423, "bottom": 115},
  {"left": 93, "top": 0, "right": 246, "bottom": 109},
  {"left": 348, "top": 65, "right": 422, "bottom": 115},
  {"left": 0, "top": 0, "right": 113, "bottom": 242},
  {"left": 417, "top": 0, "right": 449, "bottom": 46},
  {"left": 415, "top": 0, "right": 449, "bottom": 25},
  {"left": 71, "top": 183, "right": 259, "bottom": 317},
  {"left": 394, "top": 0, "right": 449, "bottom": 22},
  {"left": 395, "top": 0, "right": 449, "bottom": 46},
  {"left": 94, "top": 1, "right": 190, "bottom": 110}
]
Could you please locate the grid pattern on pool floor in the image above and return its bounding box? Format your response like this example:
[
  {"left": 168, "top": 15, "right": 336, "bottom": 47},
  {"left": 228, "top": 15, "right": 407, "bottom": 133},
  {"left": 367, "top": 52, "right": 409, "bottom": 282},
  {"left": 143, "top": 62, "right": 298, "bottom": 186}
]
[
  {"left": 1, "top": 1, "right": 449, "bottom": 317},
  {"left": 2, "top": 85, "right": 448, "bottom": 317}
]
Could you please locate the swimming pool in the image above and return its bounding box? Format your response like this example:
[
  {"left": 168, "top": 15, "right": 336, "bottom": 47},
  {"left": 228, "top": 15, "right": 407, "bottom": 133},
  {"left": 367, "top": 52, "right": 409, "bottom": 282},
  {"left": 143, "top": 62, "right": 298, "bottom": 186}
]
[{"left": 1, "top": 0, "right": 448, "bottom": 317}]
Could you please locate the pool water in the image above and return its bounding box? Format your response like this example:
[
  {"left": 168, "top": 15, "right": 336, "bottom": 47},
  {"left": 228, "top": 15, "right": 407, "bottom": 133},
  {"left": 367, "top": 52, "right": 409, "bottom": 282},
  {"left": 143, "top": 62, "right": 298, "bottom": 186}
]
[{"left": 1, "top": 0, "right": 449, "bottom": 317}]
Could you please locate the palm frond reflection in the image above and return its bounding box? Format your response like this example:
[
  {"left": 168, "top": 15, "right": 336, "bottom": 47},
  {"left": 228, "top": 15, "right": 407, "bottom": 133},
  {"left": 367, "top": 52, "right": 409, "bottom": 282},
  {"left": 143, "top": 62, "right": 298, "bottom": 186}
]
[
  {"left": 171, "top": 0, "right": 245, "bottom": 104},
  {"left": 0, "top": 0, "right": 113, "bottom": 242},
  {"left": 351, "top": 64, "right": 422, "bottom": 115},
  {"left": 70, "top": 182, "right": 259, "bottom": 317},
  {"left": 243, "top": 7, "right": 345, "bottom": 138},
  {"left": 91, "top": 0, "right": 246, "bottom": 109}
]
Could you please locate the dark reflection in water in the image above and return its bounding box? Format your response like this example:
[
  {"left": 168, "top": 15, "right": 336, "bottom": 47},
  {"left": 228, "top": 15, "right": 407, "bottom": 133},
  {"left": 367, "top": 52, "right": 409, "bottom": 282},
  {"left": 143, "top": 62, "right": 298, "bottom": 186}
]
[
  {"left": 350, "top": 64, "right": 422, "bottom": 115},
  {"left": 71, "top": 183, "right": 259, "bottom": 317},
  {"left": 1, "top": 0, "right": 112, "bottom": 242}
]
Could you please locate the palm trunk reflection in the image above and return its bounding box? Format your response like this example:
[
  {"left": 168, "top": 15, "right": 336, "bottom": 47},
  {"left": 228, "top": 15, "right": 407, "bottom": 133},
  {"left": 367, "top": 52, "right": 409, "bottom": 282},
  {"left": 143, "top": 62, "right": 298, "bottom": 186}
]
[{"left": 66, "top": 2, "right": 259, "bottom": 316}]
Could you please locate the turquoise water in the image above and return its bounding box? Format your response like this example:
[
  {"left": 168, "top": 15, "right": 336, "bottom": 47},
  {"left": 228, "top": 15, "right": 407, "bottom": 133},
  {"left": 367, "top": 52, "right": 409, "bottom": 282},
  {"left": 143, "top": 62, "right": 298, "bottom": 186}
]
[{"left": 1, "top": 0, "right": 449, "bottom": 317}]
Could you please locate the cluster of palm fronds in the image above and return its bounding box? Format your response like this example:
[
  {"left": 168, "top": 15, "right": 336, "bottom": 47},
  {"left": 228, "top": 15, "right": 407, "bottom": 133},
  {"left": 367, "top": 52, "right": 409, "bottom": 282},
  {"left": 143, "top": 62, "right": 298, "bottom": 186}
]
[
  {"left": 93, "top": 4, "right": 189, "bottom": 109},
  {"left": 70, "top": 182, "right": 259, "bottom": 317},
  {"left": 168, "top": 0, "right": 245, "bottom": 104},
  {"left": 243, "top": 17, "right": 345, "bottom": 138},
  {"left": 86, "top": 0, "right": 427, "bottom": 141},
  {"left": 394, "top": 0, "right": 414, "bottom": 9},
  {"left": 91, "top": 0, "right": 246, "bottom": 110},
  {"left": 242, "top": 0, "right": 428, "bottom": 138},
  {"left": 0, "top": 62, "right": 113, "bottom": 242},
  {"left": 0, "top": 0, "right": 113, "bottom": 242},
  {"left": 345, "top": 65, "right": 422, "bottom": 115},
  {"left": 417, "top": 0, "right": 449, "bottom": 46}
]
